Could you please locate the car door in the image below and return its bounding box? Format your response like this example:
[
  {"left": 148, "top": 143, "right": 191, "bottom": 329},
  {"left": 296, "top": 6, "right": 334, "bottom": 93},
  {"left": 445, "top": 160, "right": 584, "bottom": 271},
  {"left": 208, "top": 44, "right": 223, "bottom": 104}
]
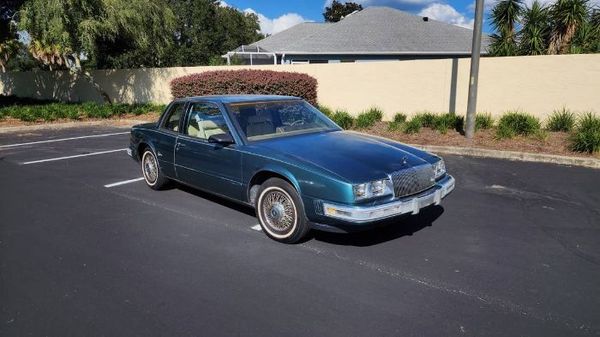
[
  {"left": 175, "top": 101, "right": 243, "bottom": 200},
  {"left": 154, "top": 101, "right": 187, "bottom": 178}
]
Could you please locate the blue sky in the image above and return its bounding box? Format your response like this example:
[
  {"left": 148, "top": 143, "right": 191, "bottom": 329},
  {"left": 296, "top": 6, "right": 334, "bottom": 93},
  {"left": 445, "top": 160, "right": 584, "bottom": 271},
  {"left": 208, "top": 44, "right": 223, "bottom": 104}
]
[{"left": 221, "top": 0, "right": 495, "bottom": 34}]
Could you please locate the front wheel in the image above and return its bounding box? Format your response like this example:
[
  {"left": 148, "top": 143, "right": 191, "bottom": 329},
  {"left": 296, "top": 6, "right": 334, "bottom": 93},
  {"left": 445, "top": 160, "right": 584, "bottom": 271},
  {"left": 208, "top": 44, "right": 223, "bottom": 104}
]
[
  {"left": 256, "top": 178, "right": 310, "bottom": 243},
  {"left": 141, "top": 148, "right": 169, "bottom": 190}
]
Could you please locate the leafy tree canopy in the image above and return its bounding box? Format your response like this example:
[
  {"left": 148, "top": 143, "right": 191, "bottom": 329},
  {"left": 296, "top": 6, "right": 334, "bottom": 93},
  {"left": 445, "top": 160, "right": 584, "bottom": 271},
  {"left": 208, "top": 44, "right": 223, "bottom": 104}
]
[
  {"left": 18, "top": 0, "right": 176, "bottom": 69},
  {"left": 163, "top": 0, "right": 263, "bottom": 67},
  {"left": 323, "top": 1, "right": 363, "bottom": 23}
]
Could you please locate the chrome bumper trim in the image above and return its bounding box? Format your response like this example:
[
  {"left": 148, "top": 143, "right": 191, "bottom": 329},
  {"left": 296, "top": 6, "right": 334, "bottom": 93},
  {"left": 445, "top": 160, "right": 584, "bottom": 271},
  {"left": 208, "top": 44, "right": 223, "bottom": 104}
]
[{"left": 322, "top": 175, "right": 455, "bottom": 223}]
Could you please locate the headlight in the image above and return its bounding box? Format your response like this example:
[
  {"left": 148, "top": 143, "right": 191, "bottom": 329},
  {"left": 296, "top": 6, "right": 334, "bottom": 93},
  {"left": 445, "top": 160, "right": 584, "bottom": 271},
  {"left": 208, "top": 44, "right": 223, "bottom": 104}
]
[
  {"left": 353, "top": 178, "right": 393, "bottom": 200},
  {"left": 432, "top": 159, "right": 446, "bottom": 179}
]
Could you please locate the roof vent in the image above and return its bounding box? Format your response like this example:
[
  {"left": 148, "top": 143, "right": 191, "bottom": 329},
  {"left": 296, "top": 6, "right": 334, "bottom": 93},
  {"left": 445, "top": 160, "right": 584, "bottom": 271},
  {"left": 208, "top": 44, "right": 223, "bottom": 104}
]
[{"left": 423, "top": 16, "right": 429, "bottom": 22}]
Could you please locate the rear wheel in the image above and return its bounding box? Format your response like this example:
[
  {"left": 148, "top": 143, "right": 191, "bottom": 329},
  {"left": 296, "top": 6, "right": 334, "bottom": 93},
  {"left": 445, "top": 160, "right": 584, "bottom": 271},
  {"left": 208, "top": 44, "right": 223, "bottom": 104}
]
[
  {"left": 141, "top": 148, "right": 169, "bottom": 190},
  {"left": 256, "top": 178, "right": 310, "bottom": 243}
]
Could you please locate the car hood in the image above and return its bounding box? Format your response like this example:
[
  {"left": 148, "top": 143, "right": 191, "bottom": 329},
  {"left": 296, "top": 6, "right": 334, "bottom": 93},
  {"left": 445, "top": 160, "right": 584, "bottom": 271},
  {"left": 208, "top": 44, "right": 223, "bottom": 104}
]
[{"left": 253, "top": 130, "right": 436, "bottom": 183}]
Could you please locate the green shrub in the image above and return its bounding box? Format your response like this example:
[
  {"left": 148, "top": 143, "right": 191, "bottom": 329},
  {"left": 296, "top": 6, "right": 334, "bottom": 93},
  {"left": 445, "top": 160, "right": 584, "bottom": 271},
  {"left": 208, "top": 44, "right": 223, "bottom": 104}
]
[
  {"left": 0, "top": 101, "right": 163, "bottom": 122},
  {"left": 331, "top": 110, "right": 354, "bottom": 129},
  {"left": 570, "top": 112, "right": 600, "bottom": 153},
  {"left": 475, "top": 113, "right": 494, "bottom": 130},
  {"left": 433, "top": 113, "right": 462, "bottom": 134},
  {"left": 546, "top": 107, "right": 575, "bottom": 132},
  {"left": 393, "top": 113, "right": 407, "bottom": 124},
  {"left": 413, "top": 112, "right": 437, "bottom": 128},
  {"left": 403, "top": 117, "right": 423, "bottom": 134},
  {"left": 365, "top": 107, "right": 383, "bottom": 121},
  {"left": 495, "top": 111, "right": 541, "bottom": 139},
  {"left": 354, "top": 107, "right": 383, "bottom": 129},
  {"left": 317, "top": 104, "right": 334, "bottom": 117}
]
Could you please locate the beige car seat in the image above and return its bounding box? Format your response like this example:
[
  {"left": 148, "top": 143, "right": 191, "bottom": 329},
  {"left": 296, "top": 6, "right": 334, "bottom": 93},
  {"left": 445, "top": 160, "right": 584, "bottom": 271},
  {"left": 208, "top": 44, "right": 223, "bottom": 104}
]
[
  {"left": 198, "top": 119, "right": 227, "bottom": 139},
  {"left": 187, "top": 123, "right": 199, "bottom": 137}
]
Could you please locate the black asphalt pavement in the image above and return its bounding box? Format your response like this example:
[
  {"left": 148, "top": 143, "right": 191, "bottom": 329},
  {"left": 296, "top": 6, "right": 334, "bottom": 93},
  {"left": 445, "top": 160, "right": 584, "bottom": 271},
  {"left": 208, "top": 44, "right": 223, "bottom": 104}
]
[{"left": 1, "top": 125, "right": 599, "bottom": 337}]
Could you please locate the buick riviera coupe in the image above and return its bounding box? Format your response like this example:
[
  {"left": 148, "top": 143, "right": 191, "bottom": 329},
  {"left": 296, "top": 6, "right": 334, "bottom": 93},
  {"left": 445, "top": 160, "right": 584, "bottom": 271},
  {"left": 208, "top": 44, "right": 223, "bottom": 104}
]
[{"left": 128, "top": 95, "right": 455, "bottom": 243}]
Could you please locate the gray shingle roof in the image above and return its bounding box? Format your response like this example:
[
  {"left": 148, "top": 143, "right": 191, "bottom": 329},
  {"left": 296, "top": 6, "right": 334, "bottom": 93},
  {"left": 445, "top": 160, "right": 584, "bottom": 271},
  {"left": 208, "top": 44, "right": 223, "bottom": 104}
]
[{"left": 242, "top": 7, "right": 489, "bottom": 55}]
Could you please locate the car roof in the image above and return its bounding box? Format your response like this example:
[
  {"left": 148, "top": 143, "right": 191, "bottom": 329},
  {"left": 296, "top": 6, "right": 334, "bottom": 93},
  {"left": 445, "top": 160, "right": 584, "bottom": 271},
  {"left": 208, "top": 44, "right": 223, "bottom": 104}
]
[{"left": 174, "top": 95, "right": 302, "bottom": 104}]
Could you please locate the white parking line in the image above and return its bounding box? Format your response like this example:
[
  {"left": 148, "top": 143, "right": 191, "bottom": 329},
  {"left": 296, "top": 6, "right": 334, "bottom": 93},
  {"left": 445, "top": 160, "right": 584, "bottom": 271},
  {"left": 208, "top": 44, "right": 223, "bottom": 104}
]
[
  {"left": 21, "top": 148, "right": 127, "bottom": 165},
  {"left": 104, "top": 177, "right": 145, "bottom": 188},
  {"left": 0, "top": 132, "right": 129, "bottom": 149},
  {"left": 251, "top": 224, "right": 262, "bottom": 231}
]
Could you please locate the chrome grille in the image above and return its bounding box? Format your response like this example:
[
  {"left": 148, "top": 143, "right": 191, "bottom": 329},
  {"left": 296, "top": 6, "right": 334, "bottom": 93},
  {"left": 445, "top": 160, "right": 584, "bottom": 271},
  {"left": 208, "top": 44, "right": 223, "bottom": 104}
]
[{"left": 390, "top": 164, "right": 435, "bottom": 198}]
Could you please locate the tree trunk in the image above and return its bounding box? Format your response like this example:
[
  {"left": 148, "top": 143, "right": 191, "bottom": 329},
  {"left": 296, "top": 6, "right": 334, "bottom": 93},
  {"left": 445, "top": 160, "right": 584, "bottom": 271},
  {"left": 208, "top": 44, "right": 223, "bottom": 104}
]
[{"left": 73, "top": 56, "right": 112, "bottom": 104}]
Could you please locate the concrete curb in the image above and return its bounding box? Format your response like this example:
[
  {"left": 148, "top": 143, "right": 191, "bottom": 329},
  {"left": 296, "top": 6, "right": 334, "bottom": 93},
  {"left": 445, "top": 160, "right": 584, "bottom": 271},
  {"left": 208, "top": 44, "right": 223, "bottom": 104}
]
[
  {"left": 0, "top": 120, "right": 148, "bottom": 134},
  {"left": 413, "top": 144, "right": 600, "bottom": 170}
]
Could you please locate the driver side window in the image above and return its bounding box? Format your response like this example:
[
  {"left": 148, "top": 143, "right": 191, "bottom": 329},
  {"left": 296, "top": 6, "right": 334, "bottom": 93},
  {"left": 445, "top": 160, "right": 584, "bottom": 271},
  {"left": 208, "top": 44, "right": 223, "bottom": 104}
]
[{"left": 186, "top": 103, "right": 230, "bottom": 140}]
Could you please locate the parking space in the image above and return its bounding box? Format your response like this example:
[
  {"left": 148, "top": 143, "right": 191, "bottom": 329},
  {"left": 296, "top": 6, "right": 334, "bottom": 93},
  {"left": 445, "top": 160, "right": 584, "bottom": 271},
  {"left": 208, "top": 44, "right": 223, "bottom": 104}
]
[{"left": 1, "top": 125, "right": 599, "bottom": 336}]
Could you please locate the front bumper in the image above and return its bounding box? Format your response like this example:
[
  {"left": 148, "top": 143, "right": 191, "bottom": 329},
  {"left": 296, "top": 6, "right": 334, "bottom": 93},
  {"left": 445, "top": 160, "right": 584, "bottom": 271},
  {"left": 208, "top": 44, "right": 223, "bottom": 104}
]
[{"left": 320, "top": 174, "right": 455, "bottom": 223}]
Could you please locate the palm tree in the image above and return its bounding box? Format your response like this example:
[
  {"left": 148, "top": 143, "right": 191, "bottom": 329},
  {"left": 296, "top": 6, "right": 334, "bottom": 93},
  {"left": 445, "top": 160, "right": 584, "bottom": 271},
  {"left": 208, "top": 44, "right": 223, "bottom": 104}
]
[
  {"left": 570, "top": 9, "right": 600, "bottom": 53},
  {"left": 489, "top": 0, "right": 524, "bottom": 56},
  {"left": 548, "top": 0, "right": 590, "bottom": 54},
  {"left": 520, "top": 1, "right": 551, "bottom": 55}
]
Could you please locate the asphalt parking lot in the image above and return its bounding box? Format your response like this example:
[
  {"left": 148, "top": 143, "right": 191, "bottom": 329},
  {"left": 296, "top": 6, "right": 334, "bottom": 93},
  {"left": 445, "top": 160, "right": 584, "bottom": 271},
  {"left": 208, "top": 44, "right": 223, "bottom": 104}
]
[{"left": 1, "top": 125, "right": 599, "bottom": 337}]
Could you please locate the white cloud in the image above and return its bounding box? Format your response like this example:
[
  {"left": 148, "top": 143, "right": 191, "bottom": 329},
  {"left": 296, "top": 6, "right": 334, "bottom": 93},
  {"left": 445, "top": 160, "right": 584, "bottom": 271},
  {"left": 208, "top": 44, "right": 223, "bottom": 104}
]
[
  {"left": 218, "top": 0, "right": 229, "bottom": 7},
  {"left": 244, "top": 9, "right": 309, "bottom": 35},
  {"left": 419, "top": 3, "right": 474, "bottom": 28}
]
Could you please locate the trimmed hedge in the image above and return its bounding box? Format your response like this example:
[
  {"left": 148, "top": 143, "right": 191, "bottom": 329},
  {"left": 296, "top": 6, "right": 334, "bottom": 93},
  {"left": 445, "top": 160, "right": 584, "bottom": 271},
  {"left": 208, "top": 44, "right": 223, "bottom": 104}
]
[{"left": 170, "top": 70, "right": 318, "bottom": 105}]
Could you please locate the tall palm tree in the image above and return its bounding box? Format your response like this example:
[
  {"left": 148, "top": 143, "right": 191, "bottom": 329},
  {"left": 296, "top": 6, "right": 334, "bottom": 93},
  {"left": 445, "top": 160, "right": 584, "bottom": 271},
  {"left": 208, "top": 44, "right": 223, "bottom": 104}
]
[
  {"left": 548, "top": 0, "right": 590, "bottom": 54},
  {"left": 520, "top": 1, "right": 551, "bottom": 55},
  {"left": 489, "top": 0, "right": 524, "bottom": 56},
  {"left": 570, "top": 9, "right": 600, "bottom": 53}
]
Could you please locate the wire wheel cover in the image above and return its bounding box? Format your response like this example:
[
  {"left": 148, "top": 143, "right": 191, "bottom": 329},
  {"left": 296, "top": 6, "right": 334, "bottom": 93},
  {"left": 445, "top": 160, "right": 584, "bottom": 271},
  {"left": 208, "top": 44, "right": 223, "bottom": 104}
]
[
  {"left": 261, "top": 190, "right": 295, "bottom": 232},
  {"left": 143, "top": 152, "right": 158, "bottom": 184}
]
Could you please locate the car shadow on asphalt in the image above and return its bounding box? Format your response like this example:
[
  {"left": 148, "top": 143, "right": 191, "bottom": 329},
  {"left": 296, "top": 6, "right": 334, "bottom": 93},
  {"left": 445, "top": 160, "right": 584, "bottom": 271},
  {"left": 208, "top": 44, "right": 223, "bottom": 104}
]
[
  {"left": 174, "top": 182, "right": 444, "bottom": 247},
  {"left": 175, "top": 183, "right": 256, "bottom": 217},
  {"left": 311, "top": 206, "right": 445, "bottom": 247}
]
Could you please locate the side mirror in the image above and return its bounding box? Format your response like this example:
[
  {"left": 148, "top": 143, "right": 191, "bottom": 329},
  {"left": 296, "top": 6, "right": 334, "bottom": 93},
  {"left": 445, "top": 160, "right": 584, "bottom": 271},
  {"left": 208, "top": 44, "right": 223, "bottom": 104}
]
[{"left": 208, "top": 132, "right": 235, "bottom": 145}]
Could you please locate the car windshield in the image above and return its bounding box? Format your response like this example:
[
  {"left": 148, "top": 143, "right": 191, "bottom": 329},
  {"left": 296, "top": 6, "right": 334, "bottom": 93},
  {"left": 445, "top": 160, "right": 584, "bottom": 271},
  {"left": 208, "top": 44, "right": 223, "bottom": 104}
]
[{"left": 227, "top": 100, "right": 339, "bottom": 141}]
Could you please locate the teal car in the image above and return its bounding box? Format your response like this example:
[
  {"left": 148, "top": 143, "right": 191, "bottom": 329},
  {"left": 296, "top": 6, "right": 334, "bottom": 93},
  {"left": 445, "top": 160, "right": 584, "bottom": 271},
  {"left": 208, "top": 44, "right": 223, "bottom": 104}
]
[{"left": 128, "top": 95, "right": 454, "bottom": 243}]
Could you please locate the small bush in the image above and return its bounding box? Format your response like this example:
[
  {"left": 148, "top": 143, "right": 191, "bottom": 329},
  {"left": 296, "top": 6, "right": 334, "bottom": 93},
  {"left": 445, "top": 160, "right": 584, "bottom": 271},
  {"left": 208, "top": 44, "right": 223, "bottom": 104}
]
[
  {"left": 331, "top": 110, "right": 354, "bottom": 129},
  {"left": 495, "top": 111, "right": 541, "bottom": 139},
  {"left": 403, "top": 117, "right": 423, "bottom": 134},
  {"left": 354, "top": 107, "right": 384, "bottom": 129},
  {"left": 475, "top": 113, "right": 494, "bottom": 130},
  {"left": 433, "top": 113, "right": 462, "bottom": 134},
  {"left": 412, "top": 112, "right": 437, "bottom": 128},
  {"left": 393, "top": 113, "right": 407, "bottom": 124},
  {"left": 170, "top": 69, "right": 318, "bottom": 105},
  {"left": 387, "top": 113, "right": 407, "bottom": 131},
  {"left": 546, "top": 107, "right": 575, "bottom": 132},
  {"left": 570, "top": 112, "right": 600, "bottom": 153},
  {"left": 317, "top": 104, "right": 334, "bottom": 117}
]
